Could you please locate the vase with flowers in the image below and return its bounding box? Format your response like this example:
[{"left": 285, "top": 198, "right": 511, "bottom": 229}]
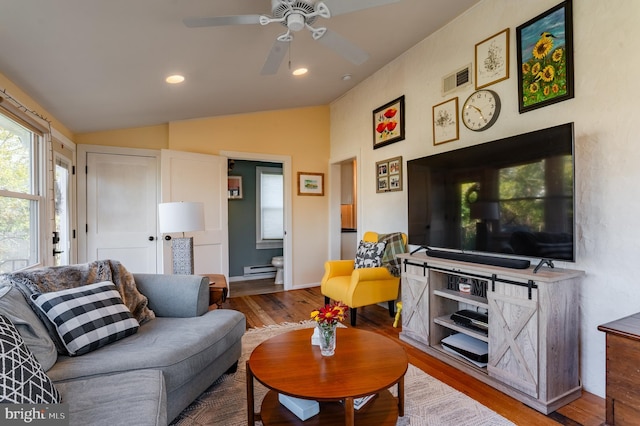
[{"left": 310, "top": 301, "right": 348, "bottom": 356}]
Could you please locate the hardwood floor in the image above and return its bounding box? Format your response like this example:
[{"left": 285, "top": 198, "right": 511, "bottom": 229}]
[
  {"left": 225, "top": 286, "right": 605, "bottom": 426},
  {"left": 228, "top": 278, "right": 283, "bottom": 298}
]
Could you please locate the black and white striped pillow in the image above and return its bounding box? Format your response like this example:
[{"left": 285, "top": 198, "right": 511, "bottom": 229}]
[{"left": 31, "top": 281, "right": 139, "bottom": 356}]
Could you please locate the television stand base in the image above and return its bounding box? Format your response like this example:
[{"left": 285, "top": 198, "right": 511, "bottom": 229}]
[
  {"left": 425, "top": 248, "right": 531, "bottom": 269},
  {"left": 534, "top": 258, "right": 555, "bottom": 273}
]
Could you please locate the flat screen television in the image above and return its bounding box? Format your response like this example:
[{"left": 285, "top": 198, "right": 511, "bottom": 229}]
[{"left": 407, "top": 122, "right": 575, "bottom": 263}]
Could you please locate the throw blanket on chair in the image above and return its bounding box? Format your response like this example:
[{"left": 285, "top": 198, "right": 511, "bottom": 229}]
[
  {"left": 3, "top": 259, "right": 155, "bottom": 324},
  {"left": 378, "top": 233, "right": 407, "bottom": 277}
]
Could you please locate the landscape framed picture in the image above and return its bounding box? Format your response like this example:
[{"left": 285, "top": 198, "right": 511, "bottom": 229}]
[
  {"left": 516, "top": 0, "right": 574, "bottom": 113},
  {"left": 376, "top": 156, "right": 402, "bottom": 193},
  {"left": 372, "top": 95, "right": 405, "bottom": 149},
  {"left": 432, "top": 97, "right": 459, "bottom": 145},
  {"left": 475, "top": 28, "right": 510, "bottom": 89},
  {"left": 297, "top": 172, "right": 324, "bottom": 196},
  {"left": 228, "top": 176, "right": 242, "bottom": 199}
]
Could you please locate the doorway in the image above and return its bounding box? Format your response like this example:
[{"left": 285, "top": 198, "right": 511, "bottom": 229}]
[
  {"left": 52, "top": 134, "right": 76, "bottom": 266},
  {"left": 339, "top": 158, "right": 357, "bottom": 259},
  {"left": 220, "top": 150, "right": 292, "bottom": 295},
  {"left": 328, "top": 155, "right": 359, "bottom": 261}
]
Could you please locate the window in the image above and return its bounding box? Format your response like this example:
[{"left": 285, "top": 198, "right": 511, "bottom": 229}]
[
  {"left": 256, "top": 166, "right": 283, "bottom": 249},
  {"left": 0, "top": 113, "right": 42, "bottom": 272}
]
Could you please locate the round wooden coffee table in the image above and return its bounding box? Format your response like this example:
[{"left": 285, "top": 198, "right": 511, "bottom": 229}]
[{"left": 247, "top": 327, "right": 408, "bottom": 426}]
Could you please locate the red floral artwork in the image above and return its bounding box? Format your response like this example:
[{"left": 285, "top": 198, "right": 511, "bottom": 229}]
[
  {"left": 373, "top": 96, "right": 404, "bottom": 149},
  {"left": 376, "top": 108, "right": 399, "bottom": 139}
]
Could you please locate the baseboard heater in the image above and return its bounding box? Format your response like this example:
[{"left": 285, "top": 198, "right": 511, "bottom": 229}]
[{"left": 243, "top": 265, "right": 276, "bottom": 279}]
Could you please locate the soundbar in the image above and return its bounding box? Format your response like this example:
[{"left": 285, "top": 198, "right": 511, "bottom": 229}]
[{"left": 425, "top": 249, "right": 531, "bottom": 269}]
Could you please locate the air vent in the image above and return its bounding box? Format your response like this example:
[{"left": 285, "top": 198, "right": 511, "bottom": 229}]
[{"left": 442, "top": 64, "right": 472, "bottom": 96}]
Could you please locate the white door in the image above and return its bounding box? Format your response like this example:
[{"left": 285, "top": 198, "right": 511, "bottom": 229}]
[
  {"left": 53, "top": 152, "right": 73, "bottom": 266},
  {"left": 84, "top": 151, "right": 159, "bottom": 273},
  {"left": 161, "top": 149, "right": 228, "bottom": 278}
]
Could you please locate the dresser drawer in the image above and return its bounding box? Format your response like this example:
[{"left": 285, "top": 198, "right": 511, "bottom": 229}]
[
  {"left": 611, "top": 399, "right": 640, "bottom": 426},
  {"left": 606, "top": 334, "right": 640, "bottom": 410}
]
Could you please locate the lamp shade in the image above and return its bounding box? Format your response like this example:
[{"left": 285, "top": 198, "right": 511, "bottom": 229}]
[
  {"left": 158, "top": 202, "right": 205, "bottom": 233},
  {"left": 470, "top": 202, "right": 500, "bottom": 220}
]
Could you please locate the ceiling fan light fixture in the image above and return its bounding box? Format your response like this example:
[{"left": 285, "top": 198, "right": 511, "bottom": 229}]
[
  {"left": 286, "top": 13, "right": 305, "bottom": 32},
  {"left": 165, "top": 74, "right": 185, "bottom": 84},
  {"left": 292, "top": 67, "right": 308, "bottom": 76}
]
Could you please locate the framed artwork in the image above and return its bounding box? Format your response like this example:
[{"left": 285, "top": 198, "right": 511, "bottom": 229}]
[
  {"left": 376, "top": 156, "right": 402, "bottom": 193},
  {"left": 372, "top": 95, "right": 405, "bottom": 149},
  {"left": 475, "top": 28, "right": 510, "bottom": 89},
  {"left": 432, "top": 97, "right": 459, "bottom": 145},
  {"left": 228, "top": 176, "right": 242, "bottom": 199},
  {"left": 516, "top": 0, "right": 574, "bottom": 113},
  {"left": 297, "top": 172, "right": 324, "bottom": 196}
]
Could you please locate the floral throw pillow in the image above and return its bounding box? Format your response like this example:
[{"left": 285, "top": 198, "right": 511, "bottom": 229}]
[{"left": 354, "top": 241, "right": 387, "bottom": 269}]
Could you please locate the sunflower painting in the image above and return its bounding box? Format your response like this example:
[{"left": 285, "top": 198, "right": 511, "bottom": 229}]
[{"left": 516, "top": 0, "right": 573, "bottom": 113}]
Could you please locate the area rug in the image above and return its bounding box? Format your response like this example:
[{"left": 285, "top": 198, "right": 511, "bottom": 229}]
[{"left": 171, "top": 321, "right": 514, "bottom": 426}]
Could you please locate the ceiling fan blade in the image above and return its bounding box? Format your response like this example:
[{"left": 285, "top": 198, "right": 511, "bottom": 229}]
[
  {"left": 315, "top": 28, "right": 369, "bottom": 65},
  {"left": 183, "top": 15, "right": 262, "bottom": 28},
  {"left": 320, "top": 0, "right": 400, "bottom": 16},
  {"left": 260, "top": 39, "right": 290, "bottom": 75}
]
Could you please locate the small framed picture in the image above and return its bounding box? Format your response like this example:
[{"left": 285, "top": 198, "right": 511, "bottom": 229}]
[
  {"left": 376, "top": 156, "right": 402, "bottom": 193},
  {"left": 297, "top": 172, "right": 324, "bottom": 196},
  {"left": 372, "top": 95, "right": 405, "bottom": 149},
  {"left": 516, "top": 0, "right": 574, "bottom": 113},
  {"left": 475, "top": 28, "right": 510, "bottom": 89},
  {"left": 228, "top": 176, "right": 242, "bottom": 199},
  {"left": 432, "top": 97, "right": 459, "bottom": 145}
]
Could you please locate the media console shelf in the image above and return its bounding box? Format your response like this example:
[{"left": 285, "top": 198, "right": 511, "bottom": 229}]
[{"left": 398, "top": 252, "right": 584, "bottom": 414}]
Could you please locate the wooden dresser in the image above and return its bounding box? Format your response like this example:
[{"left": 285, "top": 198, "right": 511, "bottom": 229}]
[{"left": 598, "top": 313, "right": 640, "bottom": 425}]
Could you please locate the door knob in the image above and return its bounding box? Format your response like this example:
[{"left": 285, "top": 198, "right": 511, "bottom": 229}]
[
  {"left": 164, "top": 235, "right": 172, "bottom": 241},
  {"left": 148, "top": 236, "right": 155, "bottom": 241}
]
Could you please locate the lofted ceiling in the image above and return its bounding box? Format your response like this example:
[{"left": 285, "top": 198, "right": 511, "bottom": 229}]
[{"left": 0, "top": 0, "right": 480, "bottom": 134}]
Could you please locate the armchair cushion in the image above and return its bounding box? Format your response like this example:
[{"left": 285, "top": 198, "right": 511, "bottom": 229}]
[{"left": 354, "top": 241, "right": 387, "bottom": 269}]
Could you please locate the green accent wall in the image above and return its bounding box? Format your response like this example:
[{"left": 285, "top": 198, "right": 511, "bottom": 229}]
[{"left": 228, "top": 160, "right": 283, "bottom": 278}]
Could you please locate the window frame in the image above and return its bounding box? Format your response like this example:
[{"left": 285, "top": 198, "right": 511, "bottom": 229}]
[
  {"left": 255, "top": 166, "right": 283, "bottom": 250},
  {"left": 0, "top": 106, "right": 47, "bottom": 272}
]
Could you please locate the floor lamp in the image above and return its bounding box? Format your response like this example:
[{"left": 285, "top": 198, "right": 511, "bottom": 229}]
[
  {"left": 158, "top": 201, "right": 205, "bottom": 275},
  {"left": 470, "top": 201, "right": 499, "bottom": 252}
]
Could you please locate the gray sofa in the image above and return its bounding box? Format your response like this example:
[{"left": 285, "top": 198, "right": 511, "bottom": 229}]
[{"left": 0, "top": 268, "right": 246, "bottom": 426}]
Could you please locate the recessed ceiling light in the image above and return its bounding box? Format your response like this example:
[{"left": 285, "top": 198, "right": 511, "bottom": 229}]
[
  {"left": 165, "top": 74, "right": 185, "bottom": 84},
  {"left": 292, "top": 68, "right": 308, "bottom": 76},
  {"left": 342, "top": 74, "right": 352, "bottom": 81}
]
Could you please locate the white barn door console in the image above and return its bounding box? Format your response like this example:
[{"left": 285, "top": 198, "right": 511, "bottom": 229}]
[{"left": 398, "top": 252, "right": 584, "bottom": 414}]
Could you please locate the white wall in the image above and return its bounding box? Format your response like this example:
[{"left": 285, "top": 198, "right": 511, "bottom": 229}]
[{"left": 330, "top": 0, "right": 640, "bottom": 397}]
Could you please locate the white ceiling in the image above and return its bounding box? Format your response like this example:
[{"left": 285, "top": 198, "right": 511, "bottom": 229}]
[{"left": 0, "top": 0, "right": 480, "bottom": 134}]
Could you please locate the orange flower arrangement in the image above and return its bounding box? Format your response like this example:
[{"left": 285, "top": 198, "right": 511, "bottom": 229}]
[{"left": 310, "top": 301, "right": 348, "bottom": 326}]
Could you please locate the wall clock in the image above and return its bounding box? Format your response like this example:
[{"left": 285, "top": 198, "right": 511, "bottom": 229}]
[{"left": 462, "top": 89, "right": 501, "bottom": 131}]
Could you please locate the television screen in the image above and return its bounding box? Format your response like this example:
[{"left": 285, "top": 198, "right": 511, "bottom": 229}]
[{"left": 408, "top": 123, "right": 575, "bottom": 262}]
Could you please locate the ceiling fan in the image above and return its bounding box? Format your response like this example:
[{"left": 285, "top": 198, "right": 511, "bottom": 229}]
[{"left": 183, "top": 0, "right": 400, "bottom": 75}]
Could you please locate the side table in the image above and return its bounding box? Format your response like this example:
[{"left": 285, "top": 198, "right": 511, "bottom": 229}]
[{"left": 200, "top": 274, "right": 228, "bottom": 309}]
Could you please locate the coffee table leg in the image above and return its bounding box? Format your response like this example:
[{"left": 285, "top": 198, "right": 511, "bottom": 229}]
[
  {"left": 246, "top": 361, "right": 255, "bottom": 425},
  {"left": 344, "top": 397, "right": 355, "bottom": 426},
  {"left": 398, "top": 376, "right": 405, "bottom": 417}
]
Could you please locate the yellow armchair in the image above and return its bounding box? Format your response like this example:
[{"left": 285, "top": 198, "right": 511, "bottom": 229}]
[{"left": 321, "top": 231, "right": 407, "bottom": 326}]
